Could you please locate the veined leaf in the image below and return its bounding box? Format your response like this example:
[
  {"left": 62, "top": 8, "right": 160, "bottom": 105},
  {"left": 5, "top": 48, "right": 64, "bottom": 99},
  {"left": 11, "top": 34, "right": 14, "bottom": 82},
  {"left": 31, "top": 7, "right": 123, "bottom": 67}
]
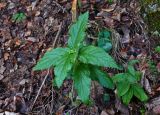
[
  {"left": 54, "top": 52, "right": 75, "bottom": 88},
  {"left": 128, "top": 60, "right": 139, "bottom": 65},
  {"left": 68, "top": 12, "right": 89, "bottom": 49},
  {"left": 117, "top": 82, "right": 130, "bottom": 97},
  {"left": 90, "top": 66, "right": 114, "bottom": 89},
  {"left": 128, "top": 65, "right": 136, "bottom": 76},
  {"left": 79, "top": 45, "right": 119, "bottom": 69},
  {"left": 98, "top": 29, "right": 112, "bottom": 52},
  {"left": 155, "top": 46, "right": 160, "bottom": 53},
  {"left": 135, "top": 71, "right": 142, "bottom": 81},
  {"left": 126, "top": 75, "right": 137, "bottom": 84},
  {"left": 132, "top": 84, "right": 148, "bottom": 102},
  {"left": 112, "top": 73, "right": 126, "bottom": 83},
  {"left": 73, "top": 64, "right": 91, "bottom": 103},
  {"left": 122, "top": 88, "right": 133, "bottom": 105},
  {"left": 33, "top": 48, "right": 69, "bottom": 70}
]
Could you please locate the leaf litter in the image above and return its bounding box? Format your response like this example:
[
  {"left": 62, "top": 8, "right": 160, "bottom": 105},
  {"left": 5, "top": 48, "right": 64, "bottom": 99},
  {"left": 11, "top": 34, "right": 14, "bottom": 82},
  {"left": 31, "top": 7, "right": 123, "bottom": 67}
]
[{"left": 0, "top": 0, "right": 160, "bottom": 114}]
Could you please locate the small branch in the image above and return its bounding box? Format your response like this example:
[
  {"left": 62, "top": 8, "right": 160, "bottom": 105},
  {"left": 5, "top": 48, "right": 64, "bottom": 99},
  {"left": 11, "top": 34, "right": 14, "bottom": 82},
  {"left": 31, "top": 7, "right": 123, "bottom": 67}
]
[
  {"left": 52, "top": 22, "right": 63, "bottom": 47},
  {"left": 31, "top": 0, "right": 39, "bottom": 10},
  {"left": 30, "top": 69, "right": 50, "bottom": 110},
  {"left": 52, "top": 1, "right": 66, "bottom": 13},
  {"left": 30, "top": 21, "right": 63, "bottom": 111}
]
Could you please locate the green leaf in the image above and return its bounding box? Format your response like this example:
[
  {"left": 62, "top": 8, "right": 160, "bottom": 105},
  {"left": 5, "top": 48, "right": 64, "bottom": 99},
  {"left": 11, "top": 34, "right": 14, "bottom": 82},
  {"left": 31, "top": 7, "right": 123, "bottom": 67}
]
[
  {"left": 68, "top": 12, "right": 89, "bottom": 48},
  {"left": 132, "top": 84, "right": 148, "bottom": 102},
  {"left": 112, "top": 73, "right": 126, "bottom": 83},
  {"left": 126, "top": 75, "right": 137, "bottom": 83},
  {"left": 12, "top": 12, "right": 26, "bottom": 22},
  {"left": 128, "top": 60, "right": 139, "bottom": 65},
  {"left": 73, "top": 64, "right": 91, "bottom": 103},
  {"left": 90, "top": 67, "right": 114, "bottom": 89},
  {"left": 135, "top": 71, "right": 142, "bottom": 81},
  {"left": 98, "top": 29, "right": 112, "bottom": 52},
  {"left": 79, "top": 45, "right": 119, "bottom": 69},
  {"left": 155, "top": 46, "right": 160, "bottom": 53},
  {"left": 54, "top": 52, "right": 75, "bottom": 87},
  {"left": 122, "top": 88, "right": 133, "bottom": 105},
  {"left": 117, "top": 82, "right": 130, "bottom": 96},
  {"left": 127, "top": 65, "right": 136, "bottom": 76},
  {"left": 78, "top": 0, "right": 82, "bottom": 8},
  {"left": 33, "top": 48, "right": 70, "bottom": 70}
]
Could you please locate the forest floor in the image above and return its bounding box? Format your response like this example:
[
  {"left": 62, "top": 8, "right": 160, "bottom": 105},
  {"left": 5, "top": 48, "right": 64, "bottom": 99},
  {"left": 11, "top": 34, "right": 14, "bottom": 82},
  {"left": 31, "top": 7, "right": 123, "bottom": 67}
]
[{"left": 0, "top": 0, "right": 160, "bottom": 115}]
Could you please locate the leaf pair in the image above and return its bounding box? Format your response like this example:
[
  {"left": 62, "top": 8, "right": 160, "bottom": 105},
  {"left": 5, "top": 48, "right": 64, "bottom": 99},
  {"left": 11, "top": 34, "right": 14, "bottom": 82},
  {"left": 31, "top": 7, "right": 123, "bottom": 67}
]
[{"left": 33, "top": 11, "right": 120, "bottom": 104}]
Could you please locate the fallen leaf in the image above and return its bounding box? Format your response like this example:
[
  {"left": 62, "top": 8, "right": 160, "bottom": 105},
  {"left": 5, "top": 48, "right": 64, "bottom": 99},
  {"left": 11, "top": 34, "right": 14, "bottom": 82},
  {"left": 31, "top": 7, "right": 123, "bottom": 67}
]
[
  {"left": 19, "top": 79, "right": 29, "bottom": 85},
  {"left": 14, "top": 39, "right": 21, "bottom": 46},
  {"left": 0, "top": 74, "right": 4, "bottom": 80},
  {"left": 4, "top": 52, "right": 10, "bottom": 60},
  {"left": 4, "top": 111, "right": 19, "bottom": 115},
  {"left": 0, "top": 3, "right": 6, "bottom": 9},
  {"left": 153, "top": 105, "right": 160, "bottom": 114},
  {"left": 101, "top": 111, "right": 109, "bottom": 115},
  {"left": 156, "top": 87, "right": 160, "bottom": 91},
  {"left": 0, "top": 66, "right": 6, "bottom": 74},
  {"left": 56, "top": 105, "right": 65, "bottom": 115},
  {"left": 102, "top": 3, "right": 116, "bottom": 12},
  {"left": 156, "top": 62, "right": 160, "bottom": 72}
]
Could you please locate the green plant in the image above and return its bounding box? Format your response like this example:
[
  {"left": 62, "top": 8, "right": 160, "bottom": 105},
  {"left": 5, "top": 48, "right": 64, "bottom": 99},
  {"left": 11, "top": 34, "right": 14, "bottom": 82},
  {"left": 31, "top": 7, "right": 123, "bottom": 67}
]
[
  {"left": 33, "top": 12, "right": 120, "bottom": 104},
  {"left": 98, "top": 29, "right": 112, "bottom": 52},
  {"left": 112, "top": 60, "right": 148, "bottom": 105},
  {"left": 12, "top": 12, "right": 26, "bottom": 22},
  {"left": 155, "top": 46, "right": 160, "bottom": 53},
  {"left": 105, "top": 0, "right": 113, "bottom": 3},
  {"left": 148, "top": 59, "right": 159, "bottom": 76}
]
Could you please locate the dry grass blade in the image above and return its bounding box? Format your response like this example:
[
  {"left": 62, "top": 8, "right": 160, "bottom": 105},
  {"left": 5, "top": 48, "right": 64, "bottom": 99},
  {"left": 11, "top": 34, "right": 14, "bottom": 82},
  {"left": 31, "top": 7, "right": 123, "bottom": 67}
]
[{"left": 72, "top": 0, "right": 77, "bottom": 22}]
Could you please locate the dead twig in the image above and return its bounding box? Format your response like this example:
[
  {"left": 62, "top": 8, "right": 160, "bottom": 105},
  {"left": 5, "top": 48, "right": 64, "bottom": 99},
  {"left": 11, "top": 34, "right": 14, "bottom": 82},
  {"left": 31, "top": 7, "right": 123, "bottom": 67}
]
[
  {"left": 31, "top": 0, "right": 39, "bottom": 10},
  {"left": 30, "top": 69, "right": 50, "bottom": 110},
  {"left": 30, "top": 22, "right": 63, "bottom": 111},
  {"left": 52, "top": 22, "right": 63, "bottom": 47},
  {"left": 52, "top": 1, "right": 67, "bottom": 13}
]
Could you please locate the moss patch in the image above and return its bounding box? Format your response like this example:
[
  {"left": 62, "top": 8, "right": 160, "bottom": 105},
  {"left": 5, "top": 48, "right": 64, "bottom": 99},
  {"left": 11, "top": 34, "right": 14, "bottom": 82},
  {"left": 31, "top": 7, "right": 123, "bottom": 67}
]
[{"left": 147, "top": 11, "right": 160, "bottom": 32}]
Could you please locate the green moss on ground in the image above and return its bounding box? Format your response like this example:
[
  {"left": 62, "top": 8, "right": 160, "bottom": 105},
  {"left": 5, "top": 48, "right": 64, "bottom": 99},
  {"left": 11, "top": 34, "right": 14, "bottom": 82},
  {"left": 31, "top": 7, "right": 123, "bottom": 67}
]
[{"left": 147, "top": 11, "right": 160, "bottom": 32}]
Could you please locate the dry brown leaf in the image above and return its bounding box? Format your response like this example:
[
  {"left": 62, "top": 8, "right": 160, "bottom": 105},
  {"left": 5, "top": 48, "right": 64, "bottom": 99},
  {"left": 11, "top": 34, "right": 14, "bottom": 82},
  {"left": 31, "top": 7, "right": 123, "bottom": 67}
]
[
  {"left": 14, "top": 39, "right": 21, "bottom": 46},
  {"left": 56, "top": 105, "right": 65, "bottom": 115},
  {"left": 100, "top": 111, "right": 109, "bottom": 115},
  {"left": 157, "top": 62, "right": 160, "bottom": 72},
  {"left": 104, "top": 17, "right": 114, "bottom": 28},
  {"left": 4, "top": 52, "right": 10, "bottom": 60},
  {"left": 102, "top": 3, "right": 116, "bottom": 12},
  {"left": 153, "top": 105, "right": 160, "bottom": 114},
  {"left": 0, "top": 3, "right": 6, "bottom": 10},
  {"left": 156, "top": 87, "right": 160, "bottom": 91}
]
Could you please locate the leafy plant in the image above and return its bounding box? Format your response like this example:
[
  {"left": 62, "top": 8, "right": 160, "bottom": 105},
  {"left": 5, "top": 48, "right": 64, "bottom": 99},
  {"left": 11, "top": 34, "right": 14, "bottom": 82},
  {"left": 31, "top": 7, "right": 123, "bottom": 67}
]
[
  {"left": 155, "top": 46, "right": 160, "bottom": 53},
  {"left": 147, "top": 59, "right": 159, "bottom": 76},
  {"left": 98, "top": 29, "right": 112, "bottom": 52},
  {"left": 112, "top": 60, "right": 148, "bottom": 105},
  {"left": 12, "top": 12, "right": 26, "bottom": 22},
  {"left": 107, "top": 0, "right": 113, "bottom": 3},
  {"left": 33, "top": 12, "right": 120, "bottom": 104}
]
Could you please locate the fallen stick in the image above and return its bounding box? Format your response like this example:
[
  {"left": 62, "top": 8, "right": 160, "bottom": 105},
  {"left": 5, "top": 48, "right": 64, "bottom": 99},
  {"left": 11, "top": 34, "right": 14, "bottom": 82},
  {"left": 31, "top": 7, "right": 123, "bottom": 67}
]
[
  {"left": 30, "top": 70, "right": 49, "bottom": 110},
  {"left": 30, "top": 22, "right": 63, "bottom": 110}
]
